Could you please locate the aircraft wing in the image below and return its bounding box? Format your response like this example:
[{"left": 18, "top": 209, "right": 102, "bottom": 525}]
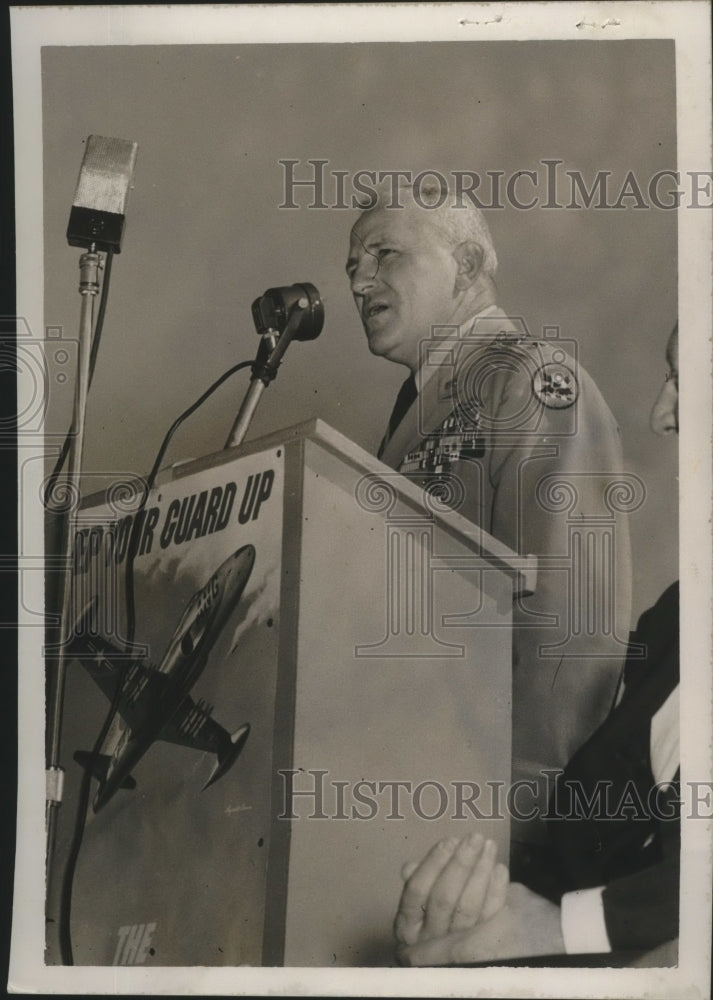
[
  {"left": 159, "top": 695, "right": 251, "bottom": 790},
  {"left": 66, "top": 629, "right": 162, "bottom": 730},
  {"left": 159, "top": 694, "right": 234, "bottom": 755},
  {"left": 66, "top": 629, "right": 133, "bottom": 700}
]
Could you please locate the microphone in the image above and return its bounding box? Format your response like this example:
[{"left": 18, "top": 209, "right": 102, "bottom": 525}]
[
  {"left": 66, "top": 135, "right": 139, "bottom": 253},
  {"left": 224, "top": 283, "right": 324, "bottom": 449},
  {"left": 252, "top": 283, "right": 324, "bottom": 342}
]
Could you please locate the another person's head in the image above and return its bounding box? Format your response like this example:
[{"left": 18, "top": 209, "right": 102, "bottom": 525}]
[
  {"left": 346, "top": 177, "right": 498, "bottom": 372},
  {"left": 650, "top": 324, "right": 679, "bottom": 436}
]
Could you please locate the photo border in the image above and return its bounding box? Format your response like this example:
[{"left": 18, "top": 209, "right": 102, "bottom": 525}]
[{"left": 9, "top": 4, "right": 713, "bottom": 997}]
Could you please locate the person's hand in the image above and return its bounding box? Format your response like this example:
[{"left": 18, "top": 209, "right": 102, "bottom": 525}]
[
  {"left": 394, "top": 833, "right": 509, "bottom": 949},
  {"left": 397, "top": 881, "right": 565, "bottom": 966},
  {"left": 393, "top": 832, "right": 564, "bottom": 965}
]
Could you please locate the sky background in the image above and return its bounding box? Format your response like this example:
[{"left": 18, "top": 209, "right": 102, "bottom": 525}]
[{"left": 41, "top": 40, "right": 678, "bottom": 618}]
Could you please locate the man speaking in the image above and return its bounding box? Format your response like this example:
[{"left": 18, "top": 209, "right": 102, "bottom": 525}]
[{"left": 345, "top": 176, "right": 632, "bottom": 864}]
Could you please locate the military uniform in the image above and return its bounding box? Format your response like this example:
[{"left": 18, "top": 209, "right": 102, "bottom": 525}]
[{"left": 379, "top": 309, "right": 633, "bottom": 846}]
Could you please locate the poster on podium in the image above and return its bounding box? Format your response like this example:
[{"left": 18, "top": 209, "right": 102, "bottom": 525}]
[{"left": 54, "top": 445, "right": 285, "bottom": 966}]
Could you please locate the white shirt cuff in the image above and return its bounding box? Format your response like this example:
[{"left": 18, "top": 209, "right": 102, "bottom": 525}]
[
  {"left": 650, "top": 684, "right": 679, "bottom": 788},
  {"left": 560, "top": 886, "right": 612, "bottom": 954}
]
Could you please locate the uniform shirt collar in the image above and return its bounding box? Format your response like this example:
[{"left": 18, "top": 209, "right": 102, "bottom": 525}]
[{"left": 413, "top": 304, "right": 500, "bottom": 393}]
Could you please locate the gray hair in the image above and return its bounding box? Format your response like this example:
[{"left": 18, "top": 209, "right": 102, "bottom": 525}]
[{"left": 358, "top": 174, "right": 498, "bottom": 278}]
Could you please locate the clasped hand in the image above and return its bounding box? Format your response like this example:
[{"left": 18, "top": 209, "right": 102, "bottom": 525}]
[{"left": 394, "top": 832, "right": 564, "bottom": 966}]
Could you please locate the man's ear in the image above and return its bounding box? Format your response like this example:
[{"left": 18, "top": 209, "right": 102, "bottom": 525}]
[{"left": 453, "top": 241, "right": 484, "bottom": 290}]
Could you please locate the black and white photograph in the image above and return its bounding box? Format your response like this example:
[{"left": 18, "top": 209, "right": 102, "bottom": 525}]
[{"left": 8, "top": 3, "right": 713, "bottom": 996}]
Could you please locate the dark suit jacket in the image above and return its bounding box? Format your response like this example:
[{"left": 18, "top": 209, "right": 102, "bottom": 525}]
[{"left": 546, "top": 582, "right": 680, "bottom": 950}]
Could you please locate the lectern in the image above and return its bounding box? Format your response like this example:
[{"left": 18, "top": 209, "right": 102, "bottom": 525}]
[{"left": 49, "top": 421, "right": 531, "bottom": 967}]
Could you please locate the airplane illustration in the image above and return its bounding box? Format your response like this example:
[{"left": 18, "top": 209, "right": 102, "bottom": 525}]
[{"left": 68, "top": 544, "right": 256, "bottom": 812}]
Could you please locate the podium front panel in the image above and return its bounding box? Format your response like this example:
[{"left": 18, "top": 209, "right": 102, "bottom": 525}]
[{"left": 275, "top": 438, "right": 513, "bottom": 967}]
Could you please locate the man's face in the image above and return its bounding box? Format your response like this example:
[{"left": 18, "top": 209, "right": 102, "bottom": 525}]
[
  {"left": 346, "top": 205, "right": 464, "bottom": 371},
  {"left": 650, "top": 327, "right": 679, "bottom": 436}
]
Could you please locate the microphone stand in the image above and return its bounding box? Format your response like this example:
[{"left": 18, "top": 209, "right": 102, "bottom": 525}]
[
  {"left": 45, "top": 249, "right": 101, "bottom": 894},
  {"left": 224, "top": 303, "right": 305, "bottom": 450}
]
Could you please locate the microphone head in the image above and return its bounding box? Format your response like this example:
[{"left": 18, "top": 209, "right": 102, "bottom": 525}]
[
  {"left": 66, "top": 135, "right": 139, "bottom": 253},
  {"left": 252, "top": 283, "right": 324, "bottom": 341}
]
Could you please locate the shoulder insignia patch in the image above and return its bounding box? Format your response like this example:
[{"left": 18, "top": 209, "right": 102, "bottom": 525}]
[{"left": 532, "top": 362, "right": 578, "bottom": 408}]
